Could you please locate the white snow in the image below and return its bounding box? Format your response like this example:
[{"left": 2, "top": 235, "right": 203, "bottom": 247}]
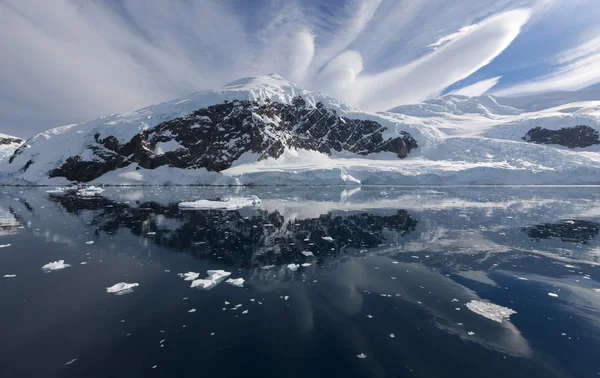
[
  {"left": 0, "top": 133, "right": 23, "bottom": 163},
  {"left": 465, "top": 300, "right": 517, "bottom": 323},
  {"left": 190, "top": 270, "right": 231, "bottom": 289},
  {"left": 179, "top": 196, "right": 261, "bottom": 210},
  {"left": 41, "top": 260, "right": 71, "bottom": 272},
  {"left": 178, "top": 272, "right": 200, "bottom": 281},
  {"left": 225, "top": 278, "right": 245, "bottom": 287},
  {"left": 106, "top": 282, "right": 139, "bottom": 294}
]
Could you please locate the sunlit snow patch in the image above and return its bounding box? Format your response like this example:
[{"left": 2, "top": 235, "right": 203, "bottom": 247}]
[
  {"left": 179, "top": 196, "right": 261, "bottom": 210},
  {"left": 190, "top": 270, "right": 231, "bottom": 289},
  {"left": 41, "top": 260, "right": 71, "bottom": 272},
  {"left": 226, "top": 278, "right": 245, "bottom": 287},
  {"left": 106, "top": 282, "right": 139, "bottom": 295},
  {"left": 465, "top": 300, "right": 516, "bottom": 323}
]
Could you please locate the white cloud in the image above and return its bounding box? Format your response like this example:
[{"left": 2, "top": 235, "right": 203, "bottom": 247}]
[
  {"left": 451, "top": 76, "right": 503, "bottom": 96},
  {"left": 495, "top": 33, "right": 600, "bottom": 96},
  {"left": 428, "top": 24, "right": 480, "bottom": 49},
  {"left": 317, "top": 9, "right": 531, "bottom": 111}
]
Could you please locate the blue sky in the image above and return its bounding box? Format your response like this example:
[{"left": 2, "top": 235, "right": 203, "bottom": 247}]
[{"left": 1, "top": 0, "right": 600, "bottom": 137}]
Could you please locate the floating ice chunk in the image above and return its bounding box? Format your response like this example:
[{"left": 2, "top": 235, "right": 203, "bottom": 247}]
[
  {"left": 41, "top": 260, "right": 71, "bottom": 272},
  {"left": 178, "top": 272, "right": 200, "bottom": 281},
  {"left": 322, "top": 236, "right": 334, "bottom": 242},
  {"left": 47, "top": 187, "right": 67, "bottom": 194},
  {"left": 188, "top": 308, "right": 196, "bottom": 313},
  {"left": 261, "top": 265, "right": 275, "bottom": 270},
  {"left": 190, "top": 270, "right": 231, "bottom": 289},
  {"left": 147, "top": 232, "right": 156, "bottom": 235},
  {"left": 390, "top": 334, "right": 395, "bottom": 338},
  {"left": 106, "top": 282, "right": 139, "bottom": 295},
  {"left": 468, "top": 331, "right": 475, "bottom": 336},
  {"left": 594, "top": 289, "right": 600, "bottom": 294},
  {"left": 367, "top": 315, "right": 373, "bottom": 318},
  {"left": 85, "top": 241, "right": 94, "bottom": 245},
  {"left": 356, "top": 353, "right": 367, "bottom": 359},
  {"left": 242, "top": 310, "right": 248, "bottom": 314},
  {"left": 564, "top": 264, "right": 576, "bottom": 268},
  {"left": 301, "top": 263, "right": 312, "bottom": 267},
  {"left": 3, "top": 274, "right": 16, "bottom": 278},
  {"left": 179, "top": 196, "right": 261, "bottom": 210},
  {"left": 64, "top": 358, "right": 77, "bottom": 365},
  {"left": 517, "top": 277, "right": 528, "bottom": 280},
  {"left": 548, "top": 293, "right": 559, "bottom": 298},
  {"left": 466, "top": 300, "right": 516, "bottom": 323},
  {"left": 301, "top": 251, "right": 314, "bottom": 257},
  {"left": 226, "top": 278, "right": 245, "bottom": 287},
  {"left": 0, "top": 244, "right": 11, "bottom": 248},
  {"left": 80, "top": 262, "right": 88, "bottom": 265},
  {"left": 287, "top": 264, "right": 299, "bottom": 271},
  {"left": 77, "top": 186, "right": 104, "bottom": 196}
]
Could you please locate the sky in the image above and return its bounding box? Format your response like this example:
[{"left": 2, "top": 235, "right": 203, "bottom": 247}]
[{"left": 2, "top": 0, "right": 600, "bottom": 137}]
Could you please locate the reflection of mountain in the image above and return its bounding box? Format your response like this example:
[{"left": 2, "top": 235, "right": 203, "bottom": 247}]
[
  {"left": 523, "top": 220, "right": 599, "bottom": 244},
  {"left": 50, "top": 194, "right": 417, "bottom": 267},
  {"left": 0, "top": 206, "right": 22, "bottom": 236}
]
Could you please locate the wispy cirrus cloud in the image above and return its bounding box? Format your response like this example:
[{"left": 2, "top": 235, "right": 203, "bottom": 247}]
[{"left": 0, "top": 0, "right": 594, "bottom": 137}]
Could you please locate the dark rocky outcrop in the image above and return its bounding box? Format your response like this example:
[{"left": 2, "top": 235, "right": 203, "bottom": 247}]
[
  {"left": 522, "top": 125, "right": 600, "bottom": 148},
  {"left": 49, "top": 97, "right": 418, "bottom": 182},
  {"left": 0, "top": 135, "right": 22, "bottom": 146}
]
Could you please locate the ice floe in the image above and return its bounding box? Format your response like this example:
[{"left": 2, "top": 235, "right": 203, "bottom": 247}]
[
  {"left": 225, "top": 278, "right": 245, "bottom": 287},
  {"left": 301, "top": 251, "right": 314, "bottom": 257},
  {"left": 3, "top": 274, "right": 16, "bottom": 278},
  {"left": 106, "top": 282, "right": 139, "bottom": 295},
  {"left": 0, "top": 244, "right": 11, "bottom": 248},
  {"left": 322, "top": 236, "right": 334, "bottom": 242},
  {"left": 190, "top": 270, "right": 231, "bottom": 289},
  {"left": 41, "top": 260, "right": 71, "bottom": 272},
  {"left": 178, "top": 196, "right": 261, "bottom": 210},
  {"left": 287, "top": 263, "right": 299, "bottom": 271},
  {"left": 465, "top": 300, "right": 516, "bottom": 323},
  {"left": 85, "top": 241, "right": 94, "bottom": 245},
  {"left": 548, "top": 293, "right": 559, "bottom": 298},
  {"left": 356, "top": 353, "right": 367, "bottom": 359}
]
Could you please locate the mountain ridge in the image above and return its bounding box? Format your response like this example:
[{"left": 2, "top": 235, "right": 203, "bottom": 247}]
[{"left": 2, "top": 74, "right": 600, "bottom": 185}]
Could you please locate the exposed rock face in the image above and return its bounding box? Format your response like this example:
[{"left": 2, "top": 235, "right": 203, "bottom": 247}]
[
  {"left": 48, "top": 97, "right": 418, "bottom": 182},
  {"left": 522, "top": 125, "right": 600, "bottom": 148},
  {"left": 0, "top": 135, "right": 22, "bottom": 146}
]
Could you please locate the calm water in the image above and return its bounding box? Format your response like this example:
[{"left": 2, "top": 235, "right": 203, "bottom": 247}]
[{"left": 1, "top": 186, "right": 599, "bottom": 378}]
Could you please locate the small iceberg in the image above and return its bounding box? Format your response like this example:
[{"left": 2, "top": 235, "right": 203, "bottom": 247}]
[
  {"left": 190, "top": 270, "right": 231, "bottom": 290},
  {"left": 77, "top": 186, "right": 105, "bottom": 196},
  {"left": 465, "top": 300, "right": 516, "bottom": 323},
  {"left": 225, "top": 278, "right": 245, "bottom": 288},
  {"left": 322, "top": 236, "right": 334, "bottom": 242},
  {"left": 178, "top": 196, "right": 261, "bottom": 210},
  {"left": 287, "top": 263, "right": 300, "bottom": 271},
  {"left": 301, "top": 251, "right": 314, "bottom": 257},
  {"left": 41, "top": 260, "right": 71, "bottom": 272},
  {"left": 3, "top": 274, "right": 16, "bottom": 278},
  {"left": 178, "top": 272, "right": 200, "bottom": 281},
  {"left": 548, "top": 292, "right": 559, "bottom": 298},
  {"left": 106, "top": 282, "right": 139, "bottom": 295},
  {"left": 0, "top": 244, "right": 11, "bottom": 248}
]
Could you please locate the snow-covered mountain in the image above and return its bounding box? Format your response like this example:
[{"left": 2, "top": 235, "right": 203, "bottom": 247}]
[
  {"left": 2, "top": 74, "right": 600, "bottom": 185},
  {"left": 0, "top": 133, "right": 23, "bottom": 163}
]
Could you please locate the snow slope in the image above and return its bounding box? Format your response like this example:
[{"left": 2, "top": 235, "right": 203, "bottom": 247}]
[{"left": 2, "top": 75, "right": 600, "bottom": 185}]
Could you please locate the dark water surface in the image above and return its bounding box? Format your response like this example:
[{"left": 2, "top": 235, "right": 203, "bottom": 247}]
[{"left": 1, "top": 186, "right": 599, "bottom": 378}]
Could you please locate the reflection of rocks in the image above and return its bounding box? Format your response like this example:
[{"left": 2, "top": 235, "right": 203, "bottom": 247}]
[
  {"left": 523, "top": 220, "right": 599, "bottom": 244},
  {"left": 522, "top": 125, "right": 600, "bottom": 148},
  {"left": 0, "top": 207, "right": 21, "bottom": 236},
  {"left": 50, "top": 194, "right": 417, "bottom": 267}
]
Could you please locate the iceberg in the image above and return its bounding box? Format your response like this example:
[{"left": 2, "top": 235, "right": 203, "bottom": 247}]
[
  {"left": 41, "top": 260, "right": 71, "bottom": 272},
  {"left": 178, "top": 272, "right": 200, "bottom": 281},
  {"left": 179, "top": 195, "right": 261, "bottom": 210},
  {"left": 225, "top": 278, "right": 245, "bottom": 287},
  {"left": 465, "top": 300, "right": 516, "bottom": 323},
  {"left": 190, "top": 269, "right": 231, "bottom": 290},
  {"left": 106, "top": 282, "right": 139, "bottom": 295}
]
